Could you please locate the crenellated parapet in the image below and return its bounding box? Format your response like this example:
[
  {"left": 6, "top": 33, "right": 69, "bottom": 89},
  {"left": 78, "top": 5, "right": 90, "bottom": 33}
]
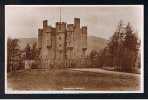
[
  {"left": 38, "top": 18, "right": 88, "bottom": 68},
  {"left": 56, "top": 22, "right": 66, "bottom": 33}
]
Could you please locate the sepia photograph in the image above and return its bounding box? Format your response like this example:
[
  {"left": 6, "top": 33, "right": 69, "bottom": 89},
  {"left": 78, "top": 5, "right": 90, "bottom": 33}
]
[{"left": 5, "top": 5, "right": 143, "bottom": 94}]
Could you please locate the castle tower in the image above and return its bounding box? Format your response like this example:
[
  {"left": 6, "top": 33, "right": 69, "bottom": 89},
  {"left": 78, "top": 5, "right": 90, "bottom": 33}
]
[
  {"left": 55, "top": 22, "right": 66, "bottom": 67},
  {"left": 81, "top": 26, "right": 87, "bottom": 66},
  {"left": 66, "top": 24, "right": 74, "bottom": 67},
  {"left": 74, "top": 18, "right": 80, "bottom": 29},
  {"left": 73, "top": 18, "right": 82, "bottom": 63},
  {"left": 38, "top": 17, "right": 87, "bottom": 68},
  {"left": 38, "top": 20, "right": 56, "bottom": 69},
  {"left": 82, "top": 26, "right": 87, "bottom": 50},
  {"left": 43, "top": 20, "right": 48, "bottom": 28}
]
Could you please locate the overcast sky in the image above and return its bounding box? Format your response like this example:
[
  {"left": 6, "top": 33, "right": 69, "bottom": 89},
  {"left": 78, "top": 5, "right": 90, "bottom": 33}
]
[{"left": 5, "top": 5, "right": 143, "bottom": 39}]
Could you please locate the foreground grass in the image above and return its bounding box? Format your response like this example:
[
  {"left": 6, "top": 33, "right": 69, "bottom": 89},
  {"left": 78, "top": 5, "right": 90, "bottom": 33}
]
[{"left": 7, "top": 68, "right": 140, "bottom": 91}]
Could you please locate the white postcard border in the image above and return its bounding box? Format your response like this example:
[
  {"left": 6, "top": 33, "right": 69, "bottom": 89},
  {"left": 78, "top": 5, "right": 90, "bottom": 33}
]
[{"left": 5, "top": 5, "right": 144, "bottom": 94}]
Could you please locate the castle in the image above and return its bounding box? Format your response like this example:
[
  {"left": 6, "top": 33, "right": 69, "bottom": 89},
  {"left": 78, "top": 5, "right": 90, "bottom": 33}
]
[{"left": 38, "top": 18, "right": 87, "bottom": 68}]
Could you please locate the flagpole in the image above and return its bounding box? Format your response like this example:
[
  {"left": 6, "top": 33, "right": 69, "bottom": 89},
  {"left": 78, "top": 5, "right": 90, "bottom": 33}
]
[{"left": 60, "top": 7, "right": 61, "bottom": 22}]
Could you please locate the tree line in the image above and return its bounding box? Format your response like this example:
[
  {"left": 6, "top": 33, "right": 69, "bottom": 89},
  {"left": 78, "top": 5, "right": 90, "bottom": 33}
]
[{"left": 89, "top": 21, "right": 140, "bottom": 73}]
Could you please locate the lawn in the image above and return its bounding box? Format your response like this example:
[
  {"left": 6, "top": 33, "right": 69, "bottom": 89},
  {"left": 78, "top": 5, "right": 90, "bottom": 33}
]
[{"left": 7, "top": 68, "right": 140, "bottom": 91}]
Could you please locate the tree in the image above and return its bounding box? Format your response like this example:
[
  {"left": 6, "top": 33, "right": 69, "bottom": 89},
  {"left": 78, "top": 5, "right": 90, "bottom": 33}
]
[
  {"left": 103, "top": 21, "right": 140, "bottom": 73},
  {"left": 7, "top": 38, "right": 20, "bottom": 72},
  {"left": 122, "top": 22, "right": 140, "bottom": 72},
  {"left": 32, "top": 42, "right": 39, "bottom": 60},
  {"left": 107, "top": 21, "right": 124, "bottom": 70},
  {"left": 89, "top": 50, "right": 98, "bottom": 67}
]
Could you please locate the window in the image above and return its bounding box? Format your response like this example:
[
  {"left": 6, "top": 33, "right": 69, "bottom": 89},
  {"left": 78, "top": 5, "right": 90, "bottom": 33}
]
[
  {"left": 59, "top": 44, "right": 62, "bottom": 47},
  {"left": 59, "top": 36, "right": 61, "bottom": 40}
]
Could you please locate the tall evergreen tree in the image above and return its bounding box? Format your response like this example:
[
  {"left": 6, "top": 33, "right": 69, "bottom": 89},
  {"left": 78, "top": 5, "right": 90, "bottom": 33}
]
[
  {"left": 122, "top": 22, "right": 140, "bottom": 72},
  {"left": 104, "top": 21, "right": 140, "bottom": 73}
]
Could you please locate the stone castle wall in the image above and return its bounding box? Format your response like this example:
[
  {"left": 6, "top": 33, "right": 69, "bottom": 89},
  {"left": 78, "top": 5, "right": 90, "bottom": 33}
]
[{"left": 38, "top": 18, "right": 87, "bottom": 69}]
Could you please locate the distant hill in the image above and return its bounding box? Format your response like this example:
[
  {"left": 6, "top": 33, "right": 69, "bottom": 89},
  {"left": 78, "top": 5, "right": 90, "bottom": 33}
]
[
  {"left": 17, "top": 36, "right": 107, "bottom": 53},
  {"left": 87, "top": 36, "right": 107, "bottom": 54}
]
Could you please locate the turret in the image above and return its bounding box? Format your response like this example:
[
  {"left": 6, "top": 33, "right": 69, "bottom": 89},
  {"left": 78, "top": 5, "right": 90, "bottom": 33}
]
[
  {"left": 82, "top": 26, "right": 87, "bottom": 49},
  {"left": 74, "top": 18, "right": 80, "bottom": 29},
  {"left": 82, "top": 26, "right": 87, "bottom": 36},
  {"left": 67, "top": 24, "right": 74, "bottom": 48},
  {"left": 56, "top": 22, "right": 66, "bottom": 33},
  {"left": 43, "top": 20, "right": 48, "bottom": 28},
  {"left": 38, "top": 29, "right": 43, "bottom": 49},
  {"left": 46, "top": 26, "right": 53, "bottom": 48}
]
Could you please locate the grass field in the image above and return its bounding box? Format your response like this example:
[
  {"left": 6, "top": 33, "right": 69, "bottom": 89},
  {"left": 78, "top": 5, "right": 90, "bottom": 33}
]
[{"left": 7, "top": 68, "right": 140, "bottom": 91}]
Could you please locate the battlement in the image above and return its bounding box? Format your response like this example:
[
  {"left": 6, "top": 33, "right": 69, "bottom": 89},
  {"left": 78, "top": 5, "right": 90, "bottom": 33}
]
[
  {"left": 56, "top": 22, "right": 66, "bottom": 25},
  {"left": 56, "top": 22, "right": 66, "bottom": 32},
  {"left": 38, "top": 29, "right": 43, "bottom": 36},
  {"left": 38, "top": 18, "right": 88, "bottom": 68},
  {"left": 67, "top": 24, "right": 74, "bottom": 26},
  {"left": 44, "top": 26, "right": 53, "bottom": 33},
  {"left": 82, "top": 26, "right": 87, "bottom": 34},
  {"left": 43, "top": 20, "right": 48, "bottom": 28},
  {"left": 74, "top": 18, "right": 80, "bottom": 28},
  {"left": 74, "top": 18, "right": 80, "bottom": 22},
  {"left": 67, "top": 24, "right": 74, "bottom": 31}
]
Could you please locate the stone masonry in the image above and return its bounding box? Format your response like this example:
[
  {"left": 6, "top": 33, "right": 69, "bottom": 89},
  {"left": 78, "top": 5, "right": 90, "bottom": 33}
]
[{"left": 38, "top": 18, "right": 87, "bottom": 69}]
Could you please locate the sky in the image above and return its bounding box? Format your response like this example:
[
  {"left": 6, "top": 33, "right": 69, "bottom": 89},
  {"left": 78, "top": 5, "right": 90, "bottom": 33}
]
[{"left": 5, "top": 5, "right": 143, "bottom": 40}]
